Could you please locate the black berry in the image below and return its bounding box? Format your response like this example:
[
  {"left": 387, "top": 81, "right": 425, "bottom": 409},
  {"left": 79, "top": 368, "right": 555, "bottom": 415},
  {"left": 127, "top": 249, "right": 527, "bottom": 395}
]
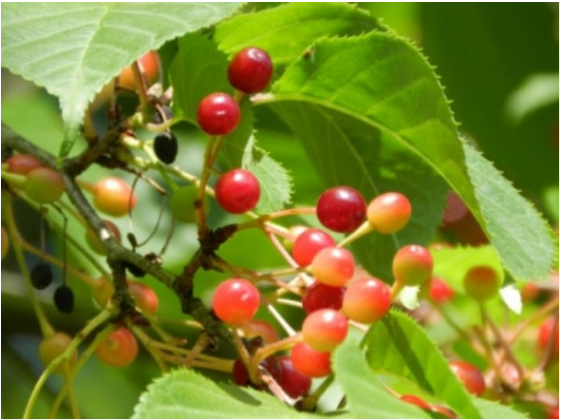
[
  {"left": 30, "top": 263, "right": 53, "bottom": 290},
  {"left": 54, "top": 285, "right": 74, "bottom": 314},
  {"left": 153, "top": 132, "right": 178, "bottom": 164}
]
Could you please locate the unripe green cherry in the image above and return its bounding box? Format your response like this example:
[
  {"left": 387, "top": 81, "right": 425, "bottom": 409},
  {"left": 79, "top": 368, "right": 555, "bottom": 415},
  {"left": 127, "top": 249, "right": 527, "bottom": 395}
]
[
  {"left": 24, "top": 167, "right": 64, "bottom": 204},
  {"left": 39, "top": 332, "right": 77, "bottom": 374},
  {"left": 463, "top": 265, "right": 501, "bottom": 301}
]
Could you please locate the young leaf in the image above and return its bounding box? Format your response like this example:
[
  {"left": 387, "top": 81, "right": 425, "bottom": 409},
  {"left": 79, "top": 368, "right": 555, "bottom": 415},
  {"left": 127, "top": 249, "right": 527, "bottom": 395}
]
[
  {"left": 332, "top": 339, "right": 431, "bottom": 419},
  {"left": 242, "top": 136, "right": 292, "bottom": 214},
  {"left": 363, "top": 310, "right": 482, "bottom": 419},
  {"left": 1, "top": 3, "right": 242, "bottom": 157},
  {"left": 216, "top": 3, "right": 383, "bottom": 64},
  {"left": 132, "top": 368, "right": 321, "bottom": 419},
  {"left": 263, "top": 31, "right": 554, "bottom": 282}
]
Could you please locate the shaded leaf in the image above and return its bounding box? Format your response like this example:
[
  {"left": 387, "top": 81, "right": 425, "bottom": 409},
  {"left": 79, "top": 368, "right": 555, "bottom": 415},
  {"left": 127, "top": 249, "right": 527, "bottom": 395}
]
[
  {"left": 1, "top": 3, "right": 242, "bottom": 156},
  {"left": 474, "top": 398, "right": 529, "bottom": 419},
  {"left": 363, "top": 310, "right": 481, "bottom": 418}
]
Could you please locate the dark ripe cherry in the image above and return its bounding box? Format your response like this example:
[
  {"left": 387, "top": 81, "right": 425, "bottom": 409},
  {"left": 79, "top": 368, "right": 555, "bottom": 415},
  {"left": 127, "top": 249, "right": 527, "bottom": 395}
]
[
  {"left": 54, "top": 285, "right": 74, "bottom": 314},
  {"left": 232, "top": 359, "right": 250, "bottom": 386},
  {"left": 274, "top": 356, "right": 312, "bottom": 399},
  {"left": 302, "top": 281, "right": 345, "bottom": 314},
  {"left": 316, "top": 186, "right": 366, "bottom": 233},
  {"left": 30, "top": 262, "right": 54, "bottom": 290},
  {"left": 228, "top": 47, "right": 273, "bottom": 94},
  {"left": 153, "top": 132, "right": 178, "bottom": 164}
]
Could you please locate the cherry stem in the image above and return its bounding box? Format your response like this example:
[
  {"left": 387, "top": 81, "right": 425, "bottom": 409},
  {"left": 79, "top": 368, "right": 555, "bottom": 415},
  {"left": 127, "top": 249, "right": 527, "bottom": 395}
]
[
  {"left": 130, "top": 60, "right": 151, "bottom": 110},
  {"left": 537, "top": 311, "right": 559, "bottom": 371},
  {"left": 338, "top": 220, "right": 374, "bottom": 248},
  {"left": 1, "top": 169, "right": 26, "bottom": 187},
  {"left": 508, "top": 296, "right": 559, "bottom": 344},
  {"left": 302, "top": 375, "right": 335, "bottom": 411}
]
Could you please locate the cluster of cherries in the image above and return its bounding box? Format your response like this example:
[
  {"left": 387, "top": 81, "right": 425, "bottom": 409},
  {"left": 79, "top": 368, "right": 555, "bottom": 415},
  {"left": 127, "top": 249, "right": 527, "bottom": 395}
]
[{"left": 2, "top": 43, "right": 558, "bottom": 418}]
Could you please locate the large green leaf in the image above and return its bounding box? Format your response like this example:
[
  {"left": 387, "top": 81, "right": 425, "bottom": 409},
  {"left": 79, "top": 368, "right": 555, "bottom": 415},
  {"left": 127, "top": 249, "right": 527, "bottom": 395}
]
[
  {"left": 363, "top": 310, "right": 481, "bottom": 419},
  {"left": 333, "top": 339, "right": 430, "bottom": 419},
  {"left": 132, "top": 369, "right": 320, "bottom": 419},
  {"left": 474, "top": 399, "right": 529, "bottom": 420},
  {"left": 215, "top": 3, "right": 383, "bottom": 64},
  {"left": 261, "top": 31, "right": 554, "bottom": 282},
  {"left": 1, "top": 3, "right": 242, "bottom": 157}
]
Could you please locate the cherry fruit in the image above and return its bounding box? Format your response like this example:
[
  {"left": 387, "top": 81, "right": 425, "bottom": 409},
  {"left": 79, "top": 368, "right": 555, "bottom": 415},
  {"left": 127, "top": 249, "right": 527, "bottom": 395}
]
[
  {"left": 302, "top": 281, "right": 345, "bottom": 314},
  {"left": 30, "top": 263, "right": 54, "bottom": 290},
  {"left": 118, "top": 50, "right": 162, "bottom": 91},
  {"left": 428, "top": 276, "right": 455, "bottom": 303},
  {"left": 290, "top": 342, "right": 332, "bottom": 378},
  {"left": 316, "top": 186, "right": 366, "bottom": 233},
  {"left": 239, "top": 319, "right": 280, "bottom": 344},
  {"left": 228, "top": 47, "right": 273, "bottom": 94},
  {"left": 93, "top": 177, "right": 137, "bottom": 217},
  {"left": 367, "top": 192, "right": 412, "bottom": 234},
  {"left": 538, "top": 317, "right": 559, "bottom": 357},
  {"left": 274, "top": 356, "right": 312, "bottom": 399},
  {"left": 197, "top": 92, "right": 240, "bottom": 136},
  {"left": 95, "top": 327, "right": 138, "bottom": 368},
  {"left": 24, "top": 167, "right": 64, "bottom": 204},
  {"left": 342, "top": 277, "right": 391, "bottom": 324},
  {"left": 128, "top": 281, "right": 159, "bottom": 316},
  {"left": 302, "top": 308, "right": 348, "bottom": 352},
  {"left": 215, "top": 169, "right": 260, "bottom": 214},
  {"left": 6, "top": 154, "right": 42, "bottom": 175},
  {"left": 449, "top": 360, "right": 486, "bottom": 396},
  {"left": 392, "top": 244, "right": 433, "bottom": 286},
  {"left": 212, "top": 278, "right": 260, "bottom": 326},
  {"left": 311, "top": 246, "right": 355, "bottom": 287},
  {"left": 153, "top": 131, "right": 178, "bottom": 165},
  {"left": 39, "top": 332, "right": 77, "bottom": 373},
  {"left": 463, "top": 265, "right": 501, "bottom": 301},
  {"left": 85, "top": 220, "right": 122, "bottom": 255},
  {"left": 291, "top": 228, "right": 336, "bottom": 267},
  {"left": 399, "top": 395, "right": 431, "bottom": 410}
]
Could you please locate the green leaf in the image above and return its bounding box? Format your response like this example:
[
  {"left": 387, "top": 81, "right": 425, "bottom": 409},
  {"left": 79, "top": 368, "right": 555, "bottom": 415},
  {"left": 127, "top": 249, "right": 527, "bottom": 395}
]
[
  {"left": 463, "top": 143, "right": 555, "bottom": 281},
  {"left": 169, "top": 32, "right": 231, "bottom": 123},
  {"left": 1, "top": 3, "right": 242, "bottom": 156},
  {"left": 242, "top": 136, "right": 292, "bottom": 214},
  {"left": 216, "top": 3, "right": 383, "bottom": 64},
  {"left": 263, "top": 31, "right": 554, "bottom": 282},
  {"left": 333, "top": 339, "right": 431, "bottom": 419},
  {"left": 363, "top": 310, "right": 482, "bottom": 419},
  {"left": 474, "top": 398, "right": 529, "bottom": 419},
  {"left": 132, "top": 368, "right": 320, "bottom": 419}
]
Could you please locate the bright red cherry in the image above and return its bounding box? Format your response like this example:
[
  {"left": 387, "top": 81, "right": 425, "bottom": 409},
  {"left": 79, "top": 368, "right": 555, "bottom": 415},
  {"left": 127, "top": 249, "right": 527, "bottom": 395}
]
[
  {"left": 215, "top": 169, "right": 260, "bottom": 214},
  {"left": 342, "top": 278, "right": 391, "bottom": 324},
  {"left": 93, "top": 177, "right": 137, "bottom": 217},
  {"left": 463, "top": 265, "right": 501, "bottom": 301},
  {"left": 212, "top": 278, "right": 260, "bottom": 326},
  {"left": 238, "top": 319, "right": 280, "bottom": 344},
  {"left": 316, "top": 186, "right": 367, "bottom": 233},
  {"left": 449, "top": 360, "right": 486, "bottom": 396},
  {"left": 290, "top": 342, "right": 332, "bottom": 378},
  {"left": 392, "top": 244, "right": 433, "bottom": 286},
  {"left": 197, "top": 92, "right": 240, "bottom": 136},
  {"left": 302, "top": 281, "right": 345, "bottom": 314},
  {"left": 228, "top": 47, "right": 273, "bottom": 94},
  {"left": 95, "top": 327, "right": 138, "bottom": 368},
  {"left": 367, "top": 192, "right": 412, "bottom": 234},
  {"left": 311, "top": 246, "right": 355, "bottom": 287},
  {"left": 302, "top": 308, "right": 348, "bottom": 352},
  {"left": 291, "top": 228, "right": 336, "bottom": 266}
]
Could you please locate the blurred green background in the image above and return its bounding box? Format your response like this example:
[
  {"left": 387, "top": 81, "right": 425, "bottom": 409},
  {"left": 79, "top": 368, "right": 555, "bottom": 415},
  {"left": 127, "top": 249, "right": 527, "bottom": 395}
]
[{"left": 2, "top": 3, "right": 558, "bottom": 418}]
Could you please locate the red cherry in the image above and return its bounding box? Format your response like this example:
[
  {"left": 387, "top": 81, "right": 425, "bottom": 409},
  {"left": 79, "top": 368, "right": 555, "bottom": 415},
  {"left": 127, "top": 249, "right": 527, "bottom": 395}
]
[
  {"left": 292, "top": 228, "right": 336, "bottom": 267},
  {"left": 274, "top": 356, "right": 312, "bottom": 399},
  {"left": 449, "top": 360, "right": 486, "bottom": 396},
  {"left": 367, "top": 192, "right": 412, "bottom": 234},
  {"left": 24, "top": 167, "right": 64, "bottom": 204},
  {"left": 197, "top": 92, "right": 240, "bottom": 136},
  {"left": 212, "top": 278, "right": 260, "bottom": 326},
  {"left": 215, "top": 169, "right": 260, "bottom": 214},
  {"left": 342, "top": 277, "right": 391, "bottom": 324},
  {"left": 118, "top": 50, "right": 162, "bottom": 91},
  {"left": 95, "top": 327, "right": 138, "bottom": 368},
  {"left": 228, "top": 47, "right": 273, "bottom": 94},
  {"left": 6, "top": 154, "right": 42, "bottom": 175},
  {"left": 290, "top": 342, "right": 332, "bottom": 378},
  {"left": 302, "top": 309, "right": 348, "bottom": 352},
  {"left": 429, "top": 276, "right": 455, "bottom": 303},
  {"left": 311, "top": 246, "right": 355, "bottom": 287},
  {"left": 316, "top": 186, "right": 366, "bottom": 233},
  {"left": 463, "top": 265, "right": 501, "bottom": 301},
  {"left": 538, "top": 317, "right": 559, "bottom": 358},
  {"left": 302, "top": 281, "right": 345, "bottom": 314},
  {"left": 392, "top": 244, "right": 433, "bottom": 286},
  {"left": 399, "top": 395, "right": 431, "bottom": 410}
]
